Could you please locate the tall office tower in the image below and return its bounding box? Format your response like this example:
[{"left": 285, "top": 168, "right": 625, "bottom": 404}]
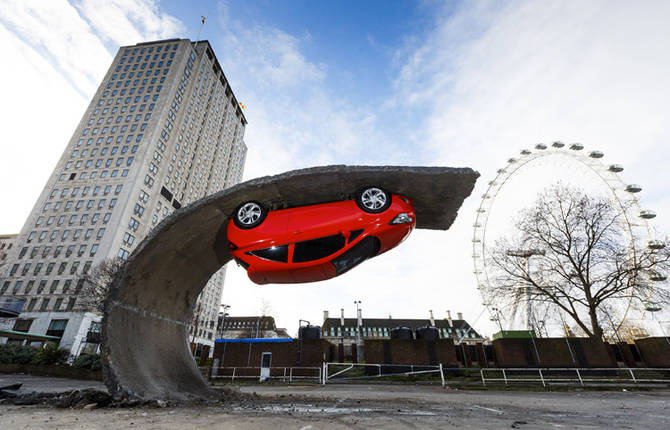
[{"left": 0, "top": 39, "right": 247, "bottom": 355}]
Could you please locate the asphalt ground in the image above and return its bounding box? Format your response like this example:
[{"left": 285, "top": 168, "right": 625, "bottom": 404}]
[{"left": 1, "top": 374, "right": 669, "bottom": 429}]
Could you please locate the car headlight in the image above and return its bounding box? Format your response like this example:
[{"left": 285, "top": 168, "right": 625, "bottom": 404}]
[{"left": 390, "top": 213, "right": 413, "bottom": 224}]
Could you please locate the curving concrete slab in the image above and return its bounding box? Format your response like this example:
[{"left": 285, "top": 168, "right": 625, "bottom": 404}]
[{"left": 101, "top": 165, "right": 479, "bottom": 400}]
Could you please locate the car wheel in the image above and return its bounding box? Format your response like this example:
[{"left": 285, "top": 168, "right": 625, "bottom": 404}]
[
  {"left": 233, "top": 201, "right": 267, "bottom": 229},
  {"left": 356, "top": 187, "right": 391, "bottom": 213}
]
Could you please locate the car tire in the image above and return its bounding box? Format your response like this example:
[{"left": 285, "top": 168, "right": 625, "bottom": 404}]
[
  {"left": 356, "top": 186, "right": 391, "bottom": 213},
  {"left": 233, "top": 201, "right": 267, "bottom": 229}
]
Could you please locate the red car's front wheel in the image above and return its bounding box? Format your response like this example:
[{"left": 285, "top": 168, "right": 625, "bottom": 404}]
[{"left": 233, "top": 201, "right": 268, "bottom": 229}]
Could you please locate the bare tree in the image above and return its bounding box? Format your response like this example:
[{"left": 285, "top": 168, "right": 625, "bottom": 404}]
[
  {"left": 489, "top": 184, "right": 670, "bottom": 341},
  {"left": 259, "top": 299, "right": 273, "bottom": 317},
  {"left": 76, "top": 258, "right": 124, "bottom": 313}
]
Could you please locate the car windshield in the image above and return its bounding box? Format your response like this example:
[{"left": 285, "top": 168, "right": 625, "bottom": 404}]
[{"left": 293, "top": 234, "right": 346, "bottom": 263}]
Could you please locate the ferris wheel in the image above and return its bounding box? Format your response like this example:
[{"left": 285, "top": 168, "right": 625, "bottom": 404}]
[{"left": 472, "top": 141, "right": 666, "bottom": 337}]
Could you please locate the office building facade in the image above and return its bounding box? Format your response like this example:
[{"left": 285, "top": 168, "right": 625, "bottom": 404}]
[{"left": 0, "top": 39, "right": 247, "bottom": 354}]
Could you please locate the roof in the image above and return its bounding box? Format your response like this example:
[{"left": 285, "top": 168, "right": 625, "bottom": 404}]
[
  {"left": 0, "top": 329, "right": 61, "bottom": 341},
  {"left": 321, "top": 318, "right": 481, "bottom": 337},
  {"left": 223, "top": 316, "right": 276, "bottom": 330},
  {"left": 215, "top": 338, "right": 293, "bottom": 343}
]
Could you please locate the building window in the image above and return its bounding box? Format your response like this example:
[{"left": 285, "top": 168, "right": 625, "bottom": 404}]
[
  {"left": 46, "top": 318, "right": 68, "bottom": 337},
  {"left": 122, "top": 232, "right": 135, "bottom": 246}
]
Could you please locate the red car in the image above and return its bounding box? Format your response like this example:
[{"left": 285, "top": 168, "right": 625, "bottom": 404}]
[{"left": 227, "top": 186, "right": 416, "bottom": 284}]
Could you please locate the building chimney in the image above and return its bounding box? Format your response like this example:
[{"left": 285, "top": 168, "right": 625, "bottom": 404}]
[
  {"left": 429, "top": 310, "right": 435, "bottom": 327},
  {"left": 323, "top": 310, "right": 329, "bottom": 322},
  {"left": 357, "top": 308, "right": 363, "bottom": 328},
  {"left": 457, "top": 312, "right": 463, "bottom": 321},
  {"left": 446, "top": 310, "right": 453, "bottom": 327},
  {"left": 340, "top": 308, "right": 345, "bottom": 326}
]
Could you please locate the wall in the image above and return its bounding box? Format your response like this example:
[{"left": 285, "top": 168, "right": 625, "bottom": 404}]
[
  {"left": 213, "top": 339, "right": 331, "bottom": 368},
  {"left": 492, "top": 338, "right": 616, "bottom": 367},
  {"left": 362, "top": 339, "right": 460, "bottom": 366}
]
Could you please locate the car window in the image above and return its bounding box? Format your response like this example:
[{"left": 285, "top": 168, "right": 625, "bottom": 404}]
[
  {"left": 248, "top": 244, "right": 289, "bottom": 263},
  {"left": 331, "top": 236, "right": 379, "bottom": 275},
  {"left": 293, "top": 234, "right": 346, "bottom": 263}
]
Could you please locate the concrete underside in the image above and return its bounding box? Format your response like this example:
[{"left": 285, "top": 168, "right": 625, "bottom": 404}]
[{"left": 101, "top": 165, "right": 479, "bottom": 400}]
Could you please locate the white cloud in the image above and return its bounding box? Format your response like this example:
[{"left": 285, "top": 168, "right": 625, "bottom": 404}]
[
  {"left": 0, "top": 22, "right": 89, "bottom": 234},
  {"left": 73, "top": 0, "right": 184, "bottom": 47},
  {"left": 0, "top": 0, "right": 112, "bottom": 95},
  {"left": 387, "top": 0, "right": 670, "bottom": 335}
]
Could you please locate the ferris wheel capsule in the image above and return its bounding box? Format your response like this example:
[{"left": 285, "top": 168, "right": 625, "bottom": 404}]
[
  {"left": 589, "top": 151, "right": 604, "bottom": 158},
  {"left": 648, "top": 240, "right": 665, "bottom": 250},
  {"left": 625, "top": 184, "right": 642, "bottom": 193},
  {"left": 639, "top": 210, "right": 656, "bottom": 219},
  {"left": 649, "top": 271, "right": 667, "bottom": 282},
  {"left": 521, "top": 149, "right": 532, "bottom": 155},
  {"left": 552, "top": 141, "right": 565, "bottom": 148},
  {"left": 644, "top": 301, "right": 662, "bottom": 312},
  {"left": 535, "top": 143, "right": 547, "bottom": 150},
  {"left": 609, "top": 164, "right": 624, "bottom": 172},
  {"left": 569, "top": 143, "right": 584, "bottom": 150}
]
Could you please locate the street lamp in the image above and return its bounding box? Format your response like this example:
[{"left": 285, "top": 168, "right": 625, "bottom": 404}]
[
  {"left": 218, "top": 304, "right": 230, "bottom": 340},
  {"left": 354, "top": 300, "right": 362, "bottom": 360}
]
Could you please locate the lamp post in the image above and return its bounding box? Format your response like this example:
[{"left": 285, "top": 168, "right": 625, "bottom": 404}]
[
  {"left": 354, "top": 300, "right": 362, "bottom": 360},
  {"left": 217, "top": 304, "right": 230, "bottom": 340}
]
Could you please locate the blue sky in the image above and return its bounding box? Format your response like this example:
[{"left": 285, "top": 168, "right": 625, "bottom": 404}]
[{"left": 1, "top": 1, "right": 670, "bottom": 336}]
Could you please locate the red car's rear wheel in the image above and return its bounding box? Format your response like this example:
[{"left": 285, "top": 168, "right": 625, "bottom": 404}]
[{"left": 356, "top": 187, "right": 391, "bottom": 213}]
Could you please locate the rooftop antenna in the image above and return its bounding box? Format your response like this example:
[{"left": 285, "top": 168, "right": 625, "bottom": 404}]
[{"left": 194, "top": 16, "right": 205, "bottom": 50}]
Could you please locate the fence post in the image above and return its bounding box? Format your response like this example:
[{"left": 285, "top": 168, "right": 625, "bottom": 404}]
[
  {"left": 481, "top": 368, "right": 486, "bottom": 387},
  {"left": 502, "top": 369, "right": 508, "bottom": 386},
  {"left": 378, "top": 364, "right": 381, "bottom": 377},
  {"left": 538, "top": 369, "right": 546, "bottom": 387},
  {"left": 439, "top": 363, "right": 446, "bottom": 388},
  {"left": 628, "top": 368, "right": 637, "bottom": 384},
  {"left": 289, "top": 367, "right": 293, "bottom": 383},
  {"left": 575, "top": 368, "right": 584, "bottom": 387},
  {"left": 322, "top": 362, "right": 327, "bottom": 386},
  {"left": 232, "top": 367, "right": 236, "bottom": 383}
]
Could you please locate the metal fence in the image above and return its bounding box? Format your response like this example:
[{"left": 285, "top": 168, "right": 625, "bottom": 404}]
[
  {"left": 202, "top": 366, "right": 322, "bottom": 383},
  {"left": 200, "top": 364, "right": 670, "bottom": 387},
  {"left": 323, "top": 362, "right": 446, "bottom": 387},
  {"left": 481, "top": 367, "right": 670, "bottom": 387}
]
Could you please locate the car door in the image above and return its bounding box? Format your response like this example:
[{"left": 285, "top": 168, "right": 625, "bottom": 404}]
[{"left": 289, "top": 234, "right": 345, "bottom": 282}]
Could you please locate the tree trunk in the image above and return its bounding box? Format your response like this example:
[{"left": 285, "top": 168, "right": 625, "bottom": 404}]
[{"left": 588, "top": 306, "right": 604, "bottom": 341}]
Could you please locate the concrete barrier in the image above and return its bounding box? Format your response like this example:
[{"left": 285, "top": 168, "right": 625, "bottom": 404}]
[{"left": 101, "top": 165, "right": 478, "bottom": 400}]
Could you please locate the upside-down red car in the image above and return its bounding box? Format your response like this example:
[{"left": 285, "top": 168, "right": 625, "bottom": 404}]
[{"left": 227, "top": 186, "right": 416, "bottom": 284}]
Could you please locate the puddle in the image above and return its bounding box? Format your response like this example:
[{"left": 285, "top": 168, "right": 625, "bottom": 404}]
[{"left": 231, "top": 404, "right": 440, "bottom": 416}]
